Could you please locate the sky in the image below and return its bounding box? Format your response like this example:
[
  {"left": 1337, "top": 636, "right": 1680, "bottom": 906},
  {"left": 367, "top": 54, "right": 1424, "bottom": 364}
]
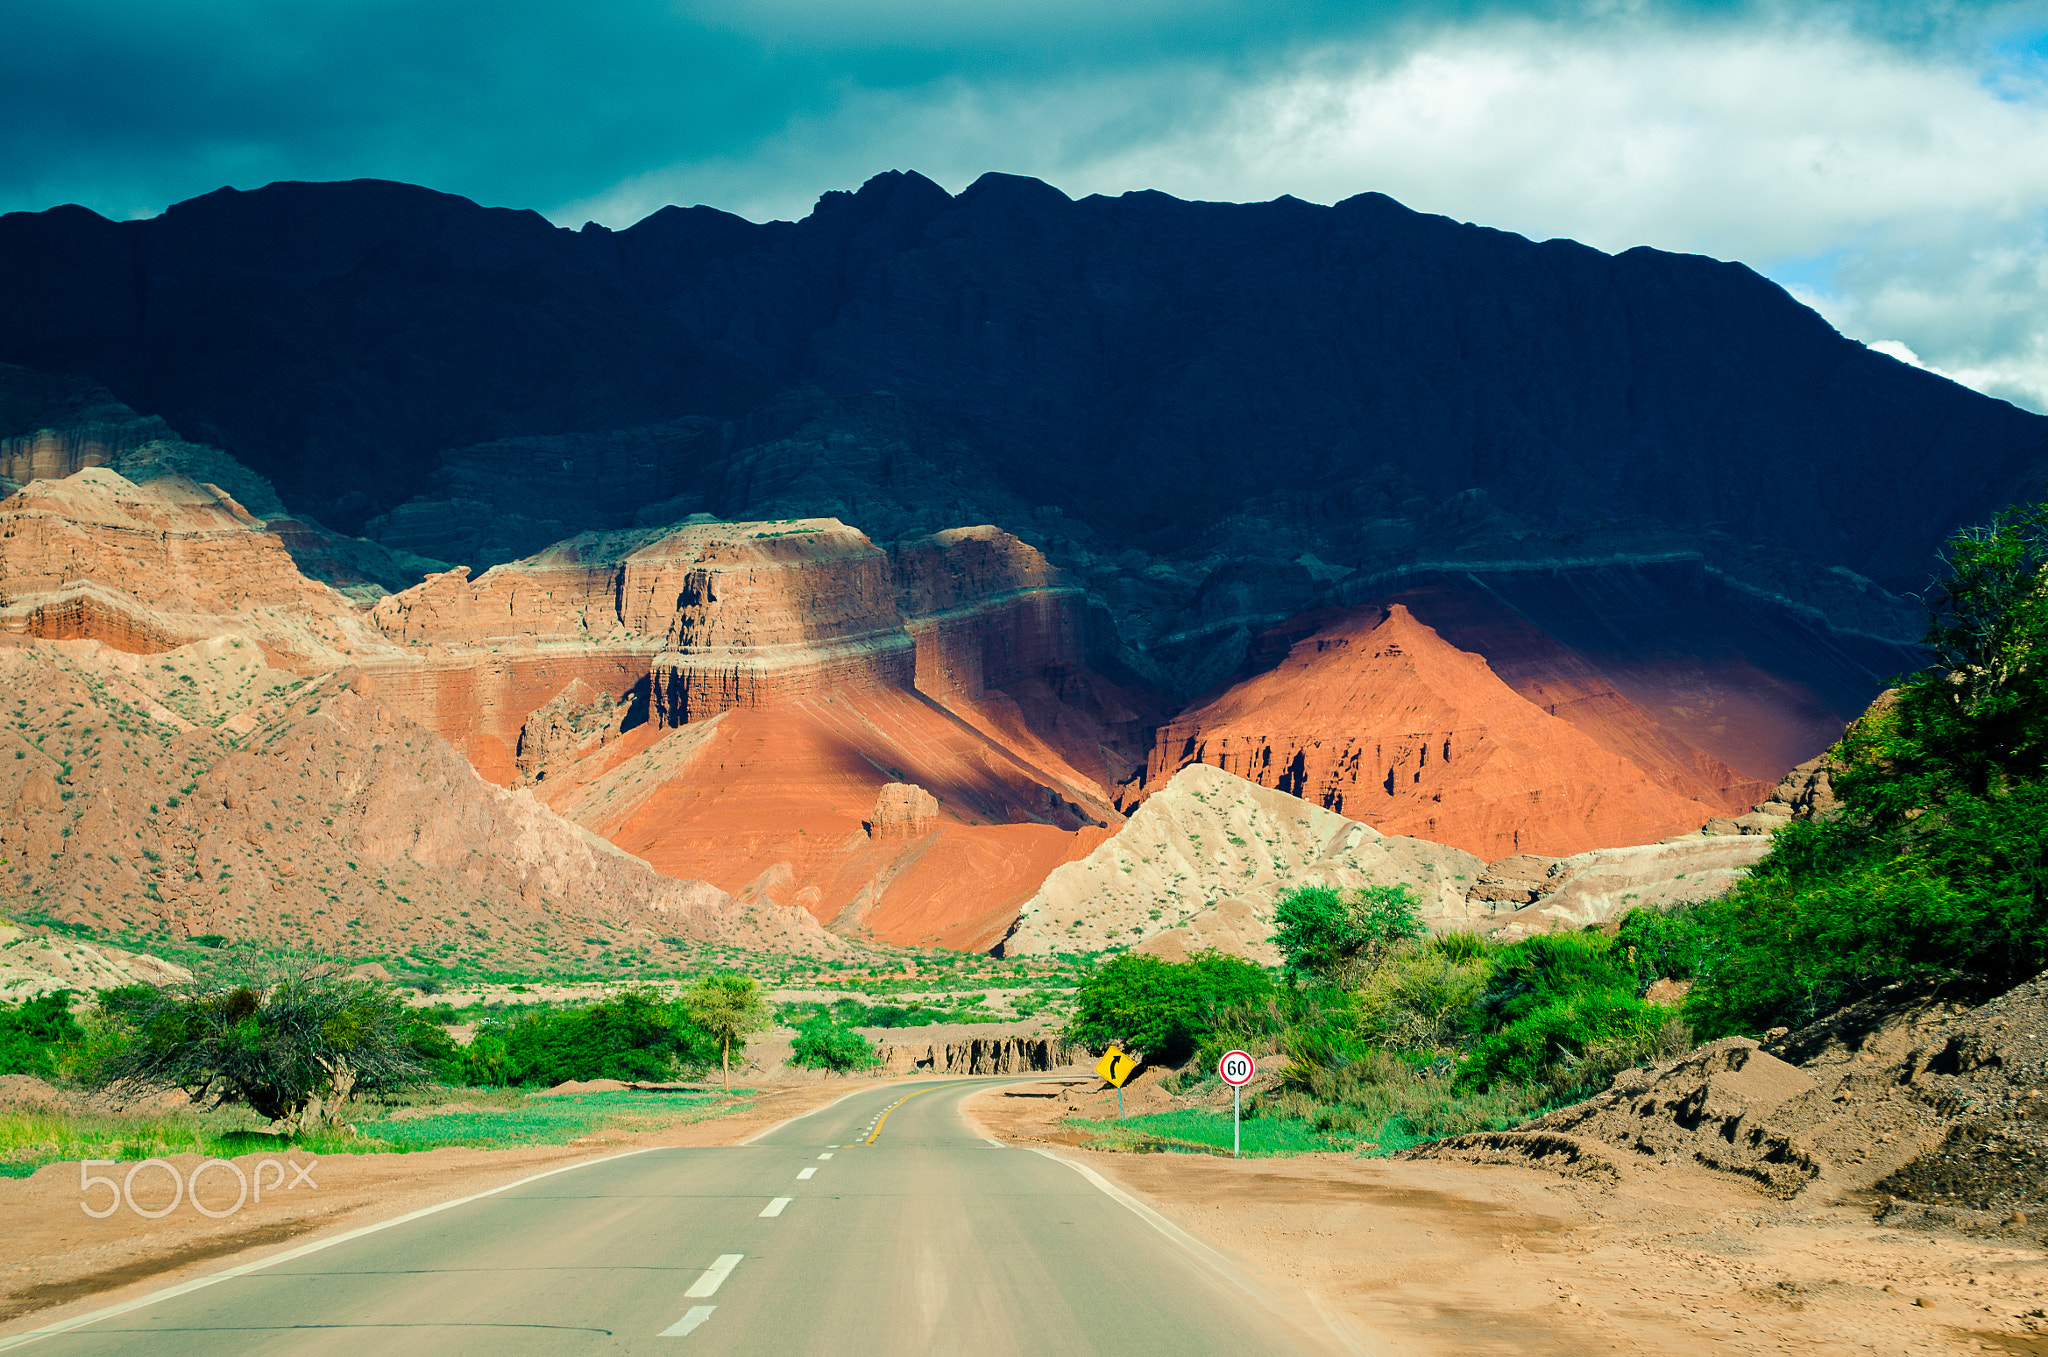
[{"left": 6, "top": 0, "right": 2048, "bottom": 410}]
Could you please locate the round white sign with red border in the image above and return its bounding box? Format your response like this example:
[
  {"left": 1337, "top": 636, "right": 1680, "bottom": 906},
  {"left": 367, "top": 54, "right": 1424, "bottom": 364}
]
[{"left": 1218, "top": 1049, "right": 1255, "bottom": 1087}]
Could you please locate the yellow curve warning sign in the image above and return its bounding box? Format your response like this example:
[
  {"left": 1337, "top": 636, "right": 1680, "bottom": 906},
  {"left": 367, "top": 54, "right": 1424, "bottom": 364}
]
[{"left": 1094, "top": 1047, "right": 1140, "bottom": 1088}]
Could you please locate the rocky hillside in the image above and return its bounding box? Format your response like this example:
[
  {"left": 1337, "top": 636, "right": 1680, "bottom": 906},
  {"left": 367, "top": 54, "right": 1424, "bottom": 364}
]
[
  {"left": 1000, "top": 763, "right": 1775, "bottom": 960},
  {"left": 0, "top": 636, "right": 837, "bottom": 966}
]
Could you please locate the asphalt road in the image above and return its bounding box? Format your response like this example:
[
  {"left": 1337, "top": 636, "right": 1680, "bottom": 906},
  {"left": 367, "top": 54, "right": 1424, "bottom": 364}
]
[{"left": 19, "top": 1081, "right": 1336, "bottom": 1355}]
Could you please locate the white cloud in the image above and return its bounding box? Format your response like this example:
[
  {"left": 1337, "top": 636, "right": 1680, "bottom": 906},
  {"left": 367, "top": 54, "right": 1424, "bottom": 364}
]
[{"left": 568, "top": 14, "right": 2048, "bottom": 413}]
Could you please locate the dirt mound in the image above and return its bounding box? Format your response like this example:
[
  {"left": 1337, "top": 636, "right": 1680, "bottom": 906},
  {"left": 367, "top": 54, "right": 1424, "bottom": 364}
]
[
  {"left": 534, "top": 1079, "right": 631, "bottom": 1096},
  {"left": 1417, "top": 970, "right": 2048, "bottom": 1228},
  {"left": 1503, "top": 1038, "right": 1822, "bottom": 1198}
]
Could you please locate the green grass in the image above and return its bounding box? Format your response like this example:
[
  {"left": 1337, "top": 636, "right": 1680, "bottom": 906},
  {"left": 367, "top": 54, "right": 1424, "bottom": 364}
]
[
  {"left": 0, "top": 1109, "right": 209, "bottom": 1177},
  {"left": 0, "top": 1090, "right": 753, "bottom": 1176},
  {"left": 1063, "top": 1109, "right": 1364, "bottom": 1157},
  {"left": 354, "top": 1091, "right": 742, "bottom": 1152}
]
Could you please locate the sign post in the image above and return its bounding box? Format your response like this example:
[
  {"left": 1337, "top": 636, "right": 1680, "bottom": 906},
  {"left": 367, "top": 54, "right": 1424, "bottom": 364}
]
[
  {"left": 1217, "top": 1049, "right": 1254, "bottom": 1157},
  {"left": 1094, "top": 1046, "right": 1140, "bottom": 1119}
]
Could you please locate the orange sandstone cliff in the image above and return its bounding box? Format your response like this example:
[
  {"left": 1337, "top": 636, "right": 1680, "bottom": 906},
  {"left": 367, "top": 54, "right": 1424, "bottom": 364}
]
[{"left": 1143, "top": 604, "right": 1722, "bottom": 858}]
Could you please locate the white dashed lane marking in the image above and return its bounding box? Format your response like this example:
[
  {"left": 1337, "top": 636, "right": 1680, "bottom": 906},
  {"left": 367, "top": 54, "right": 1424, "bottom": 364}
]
[
  {"left": 817, "top": 1153, "right": 833, "bottom": 1160},
  {"left": 661, "top": 1306, "right": 716, "bottom": 1337},
  {"left": 683, "top": 1255, "right": 743, "bottom": 1299},
  {"left": 760, "top": 1197, "right": 792, "bottom": 1218},
  {"left": 797, "top": 1167, "right": 817, "bottom": 1180}
]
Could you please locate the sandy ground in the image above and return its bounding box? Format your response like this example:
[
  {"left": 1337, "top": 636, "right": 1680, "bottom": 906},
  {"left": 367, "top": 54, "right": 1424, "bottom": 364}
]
[
  {"left": 0, "top": 1076, "right": 896, "bottom": 1337},
  {"left": 963, "top": 1078, "right": 2048, "bottom": 1356}
]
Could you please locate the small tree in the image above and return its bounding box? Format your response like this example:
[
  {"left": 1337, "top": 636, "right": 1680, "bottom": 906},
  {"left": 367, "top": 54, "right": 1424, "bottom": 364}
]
[
  {"left": 1064, "top": 951, "right": 1273, "bottom": 1064},
  {"left": 1272, "top": 883, "right": 1425, "bottom": 982},
  {"left": 89, "top": 964, "right": 427, "bottom": 1134},
  {"left": 683, "top": 972, "right": 769, "bottom": 1089},
  {"left": 788, "top": 1015, "right": 881, "bottom": 1074}
]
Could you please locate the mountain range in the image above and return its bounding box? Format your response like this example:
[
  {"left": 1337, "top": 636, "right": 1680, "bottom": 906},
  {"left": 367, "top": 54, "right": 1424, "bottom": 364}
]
[{"left": 1, "top": 171, "right": 2042, "bottom": 958}]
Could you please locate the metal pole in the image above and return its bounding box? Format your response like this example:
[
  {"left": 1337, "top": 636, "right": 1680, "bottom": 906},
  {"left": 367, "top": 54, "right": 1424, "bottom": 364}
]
[
  {"left": 1118, "top": 1085, "right": 1124, "bottom": 1120},
  {"left": 1233, "top": 1084, "right": 1241, "bottom": 1158}
]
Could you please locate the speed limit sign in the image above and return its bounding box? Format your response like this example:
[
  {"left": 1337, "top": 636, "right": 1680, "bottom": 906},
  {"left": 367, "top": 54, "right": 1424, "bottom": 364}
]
[{"left": 1218, "top": 1049, "right": 1254, "bottom": 1157}]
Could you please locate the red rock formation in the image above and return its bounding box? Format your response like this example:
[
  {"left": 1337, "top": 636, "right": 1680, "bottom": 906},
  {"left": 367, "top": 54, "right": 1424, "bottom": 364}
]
[
  {"left": 1144, "top": 604, "right": 1721, "bottom": 858},
  {"left": 1293, "top": 583, "right": 1773, "bottom": 814},
  {"left": 560, "top": 687, "right": 1111, "bottom": 950}
]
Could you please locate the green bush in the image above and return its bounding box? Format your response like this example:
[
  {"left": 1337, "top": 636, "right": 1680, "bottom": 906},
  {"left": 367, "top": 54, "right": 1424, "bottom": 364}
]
[
  {"left": 467, "top": 991, "right": 718, "bottom": 1087},
  {"left": 0, "top": 991, "right": 83, "bottom": 1079},
  {"left": 1646, "top": 497, "right": 2048, "bottom": 1036},
  {"left": 1065, "top": 951, "right": 1274, "bottom": 1064},
  {"left": 87, "top": 966, "right": 428, "bottom": 1133},
  {"left": 1272, "top": 883, "right": 1425, "bottom": 981},
  {"left": 788, "top": 1016, "right": 881, "bottom": 1073}
]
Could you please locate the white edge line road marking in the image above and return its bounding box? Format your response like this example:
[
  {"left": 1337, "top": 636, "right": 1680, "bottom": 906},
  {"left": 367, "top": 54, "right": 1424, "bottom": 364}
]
[
  {"left": 796, "top": 1167, "right": 817, "bottom": 1180},
  {"left": 759, "top": 1197, "right": 793, "bottom": 1218},
  {"left": 985, "top": 1138, "right": 1005, "bottom": 1149},
  {"left": 660, "top": 1305, "right": 716, "bottom": 1337},
  {"left": 1025, "top": 1148, "right": 1370, "bottom": 1357},
  {"left": 682, "top": 1254, "right": 744, "bottom": 1300},
  {"left": 0, "top": 1147, "right": 662, "bottom": 1353}
]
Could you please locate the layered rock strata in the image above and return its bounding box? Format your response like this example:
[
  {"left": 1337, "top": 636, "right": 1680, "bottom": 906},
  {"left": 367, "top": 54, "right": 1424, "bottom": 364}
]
[{"left": 0, "top": 469, "right": 401, "bottom": 666}]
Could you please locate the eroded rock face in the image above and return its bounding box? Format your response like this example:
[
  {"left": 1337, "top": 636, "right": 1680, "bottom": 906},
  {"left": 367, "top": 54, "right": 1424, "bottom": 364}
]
[
  {"left": 0, "top": 469, "right": 401, "bottom": 665},
  {"left": 869, "top": 783, "right": 939, "bottom": 839},
  {"left": 1140, "top": 604, "right": 1720, "bottom": 859},
  {"left": 0, "top": 640, "right": 840, "bottom": 963},
  {"left": 870, "top": 1033, "right": 1081, "bottom": 1075}
]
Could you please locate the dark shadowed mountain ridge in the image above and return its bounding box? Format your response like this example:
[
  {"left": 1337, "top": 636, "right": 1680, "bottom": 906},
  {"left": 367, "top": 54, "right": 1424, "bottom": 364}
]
[{"left": 598, "top": 170, "right": 2048, "bottom": 593}]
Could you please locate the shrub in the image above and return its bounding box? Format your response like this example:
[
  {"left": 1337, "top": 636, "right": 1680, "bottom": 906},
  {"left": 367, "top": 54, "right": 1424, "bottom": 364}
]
[
  {"left": 1352, "top": 944, "right": 1494, "bottom": 1052},
  {"left": 788, "top": 1016, "right": 880, "bottom": 1073},
  {"left": 87, "top": 965, "right": 428, "bottom": 1133},
  {"left": 1065, "top": 951, "right": 1274, "bottom": 1064},
  {"left": 0, "top": 991, "right": 83, "bottom": 1079},
  {"left": 1453, "top": 931, "right": 1681, "bottom": 1097},
  {"left": 1272, "top": 883, "right": 1426, "bottom": 982},
  {"left": 468, "top": 991, "right": 716, "bottom": 1088}
]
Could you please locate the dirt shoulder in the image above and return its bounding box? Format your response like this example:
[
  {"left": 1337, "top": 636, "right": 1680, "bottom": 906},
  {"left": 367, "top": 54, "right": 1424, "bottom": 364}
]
[
  {"left": 0, "top": 1076, "right": 896, "bottom": 1338},
  {"left": 965, "top": 1078, "right": 2048, "bottom": 1356}
]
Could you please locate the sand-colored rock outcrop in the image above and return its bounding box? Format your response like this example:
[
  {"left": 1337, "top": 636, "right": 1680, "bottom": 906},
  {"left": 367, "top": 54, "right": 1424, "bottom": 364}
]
[
  {"left": 1420, "top": 968, "right": 2048, "bottom": 1229},
  {"left": 869, "top": 783, "right": 940, "bottom": 839},
  {"left": 997, "top": 763, "right": 1487, "bottom": 959},
  {"left": 1140, "top": 604, "right": 1721, "bottom": 859},
  {"left": 1482, "top": 835, "right": 1776, "bottom": 938},
  {"left": 0, "top": 923, "right": 192, "bottom": 1002}
]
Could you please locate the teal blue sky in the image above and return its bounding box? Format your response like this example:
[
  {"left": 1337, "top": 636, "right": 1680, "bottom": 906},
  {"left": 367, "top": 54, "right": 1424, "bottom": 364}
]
[{"left": 5, "top": 0, "right": 2048, "bottom": 409}]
